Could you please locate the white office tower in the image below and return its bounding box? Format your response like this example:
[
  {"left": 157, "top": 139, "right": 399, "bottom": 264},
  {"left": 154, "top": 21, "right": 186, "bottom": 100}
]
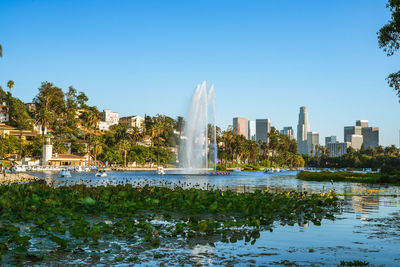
[
  {"left": 297, "top": 106, "right": 310, "bottom": 154},
  {"left": 280, "top": 126, "right": 294, "bottom": 139},
  {"left": 307, "top": 132, "right": 319, "bottom": 156},
  {"left": 248, "top": 120, "right": 256, "bottom": 141}
]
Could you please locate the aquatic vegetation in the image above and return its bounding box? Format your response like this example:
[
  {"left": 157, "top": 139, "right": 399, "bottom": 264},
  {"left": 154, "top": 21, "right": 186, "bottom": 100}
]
[
  {"left": 340, "top": 260, "right": 370, "bottom": 266},
  {"left": 298, "top": 171, "right": 381, "bottom": 184},
  {"left": 0, "top": 182, "right": 340, "bottom": 265}
]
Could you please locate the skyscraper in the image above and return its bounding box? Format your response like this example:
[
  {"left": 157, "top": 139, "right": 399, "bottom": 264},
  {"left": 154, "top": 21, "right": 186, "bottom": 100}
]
[
  {"left": 362, "top": 127, "right": 379, "bottom": 148},
  {"left": 280, "top": 126, "right": 294, "bottom": 139},
  {"left": 325, "top": 136, "right": 337, "bottom": 146},
  {"left": 233, "top": 117, "right": 248, "bottom": 139},
  {"left": 344, "top": 120, "right": 379, "bottom": 149},
  {"left": 256, "top": 119, "right": 271, "bottom": 143},
  {"left": 344, "top": 126, "right": 362, "bottom": 142},
  {"left": 356, "top": 120, "right": 369, "bottom": 127},
  {"left": 307, "top": 132, "right": 319, "bottom": 156},
  {"left": 297, "top": 106, "right": 310, "bottom": 154},
  {"left": 248, "top": 120, "right": 256, "bottom": 141}
]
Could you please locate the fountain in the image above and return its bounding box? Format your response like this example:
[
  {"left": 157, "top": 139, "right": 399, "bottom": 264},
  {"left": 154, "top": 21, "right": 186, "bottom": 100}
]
[{"left": 177, "top": 81, "right": 224, "bottom": 175}]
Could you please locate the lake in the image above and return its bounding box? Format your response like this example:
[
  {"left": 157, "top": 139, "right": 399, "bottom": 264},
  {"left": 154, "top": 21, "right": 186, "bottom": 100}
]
[{"left": 28, "top": 170, "right": 400, "bottom": 266}]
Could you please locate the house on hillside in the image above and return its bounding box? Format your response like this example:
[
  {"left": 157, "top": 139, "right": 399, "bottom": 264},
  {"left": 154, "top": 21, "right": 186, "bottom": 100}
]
[
  {"left": 119, "top": 115, "right": 144, "bottom": 130},
  {"left": 0, "top": 123, "right": 37, "bottom": 140}
]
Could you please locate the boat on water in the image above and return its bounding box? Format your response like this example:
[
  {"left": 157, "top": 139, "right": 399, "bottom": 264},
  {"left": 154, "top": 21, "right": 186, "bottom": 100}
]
[
  {"left": 233, "top": 167, "right": 242, "bottom": 172},
  {"left": 15, "top": 165, "right": 27, "bottom": 172},
  {"left": 264, "top": 167, "right": 281, "bottom": 174},
  {"left": 95, "top": 169, "right": 107, "bottom": 177},
  {"left": 156, "top": 166, "right": 165, "bottom": 175},
  {"left": 75, "top": 166, "right": 90, "bottom": 172},
  {"left": 59, "top": 168, "right": 71, "bottom": 177}
]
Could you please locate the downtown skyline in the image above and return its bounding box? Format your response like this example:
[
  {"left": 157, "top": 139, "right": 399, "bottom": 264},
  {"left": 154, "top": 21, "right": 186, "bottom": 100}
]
[{"left": 1, "top": 0, "right": 399, "bottom": 146}]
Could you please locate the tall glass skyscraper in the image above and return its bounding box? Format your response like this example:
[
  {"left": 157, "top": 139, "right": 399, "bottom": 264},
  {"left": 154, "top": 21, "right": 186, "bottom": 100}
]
[
  {"left": 248, "top": 120, "right": 256, "bottom": 141},
  {"left": 297, "top": 106, "right": 310, "bottom": 154},
  {"left": 256, "top": 119, "right": 271, "bottom": 143}
]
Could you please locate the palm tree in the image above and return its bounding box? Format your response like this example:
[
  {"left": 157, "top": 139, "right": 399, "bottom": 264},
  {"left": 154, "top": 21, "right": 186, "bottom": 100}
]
[
  {"left": 131, "top": 126, "right": 143, "bottom": 145},
  {"left": 0, "top": 44, "right": 2, "bottom": 57},
  {"left": 118, "top": 139, "right": 130, "bottom": 167},
  {"left": 175, "top": 116, "right": 184, "bottom": 141},
  {"left": 82, "top": 107, "right": 101, "bottom": 165},
  {"left": 7, "top": 80, "right": 14, "bottom": 92},
  {"left": 91, "top": 137, "right": 103, "bottom": 163}
]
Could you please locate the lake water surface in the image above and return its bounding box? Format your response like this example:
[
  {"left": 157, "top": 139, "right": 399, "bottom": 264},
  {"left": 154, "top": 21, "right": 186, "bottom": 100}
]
[{"left": 29, "top": 171, "right": 400, "bottom": 266}]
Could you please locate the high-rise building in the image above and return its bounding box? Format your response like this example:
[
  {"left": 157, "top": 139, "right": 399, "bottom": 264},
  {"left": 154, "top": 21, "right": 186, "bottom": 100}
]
[
  {"left": 356, "top": 120, "right": 369, "bottom": 127},
  {"left": 327, "top": 142, "right": 350, "bottom": 157},
  {"left": 280, "top": 126, "right": 294, "bottom": 139},
  {"left": 307, "top": 132, "right": 319, "bottom": 155},
  {"left": 233, "top": 117, "right": 248, "bottom": 139},
  {"left": 345, "top": 120, "right": 379, "bottom": 149},
  {"left": 362, "top": 127, "right": 379, "bottom": 148},
  {"left": 344, "top": 126, "right": 362, "bottom": 142},
  {"left": 349, "top": 134, "right": 363, "bottom": 150},
  {"left": 325, "top": 136, "right": 337, "bottom": 146},
  {"left": 248, "top": 120, "right": 256, "bottom": 141},
  {"left": 256, "top": 119, "right": 271, "bottom": 143},
  {"left": 297, "top": 106, "right": 310, "bottom": 154}
]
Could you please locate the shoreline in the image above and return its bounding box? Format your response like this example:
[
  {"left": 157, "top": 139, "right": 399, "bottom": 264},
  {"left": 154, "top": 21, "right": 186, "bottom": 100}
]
[{"left": 0, "top": 173, "right": 43, "bottom": 185}]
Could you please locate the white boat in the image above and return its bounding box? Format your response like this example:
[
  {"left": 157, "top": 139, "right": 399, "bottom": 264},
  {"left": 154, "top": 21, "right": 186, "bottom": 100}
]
[
  {"left": 233, "top": 167, "right": 242, "bottom": 172},
  {"left": 156, "top": 166, "right": 165, "bottom": 175},
  {"left": 95, "top": 170, "right": 107, "bottom": 177},
  {"left": 75, "top": 166, "right": 90, "bottom": 172},
  {"left": 15, "top": 165, "right": 27, "bottom": 172},
  {"left": 60, "top": 168, "right": 71, "bottom": 177}
]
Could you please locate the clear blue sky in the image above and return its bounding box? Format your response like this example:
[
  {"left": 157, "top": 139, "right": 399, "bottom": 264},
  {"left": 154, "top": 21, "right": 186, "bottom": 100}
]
[{"left": 1, "top": 0, "right": 399, "bottom": 146}]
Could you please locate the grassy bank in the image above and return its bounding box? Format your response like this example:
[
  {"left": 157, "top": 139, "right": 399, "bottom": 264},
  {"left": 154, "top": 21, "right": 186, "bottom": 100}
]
[
  {"left": 0, "top": 183, "right": 339, "bottom": 265},
  {"left": 298, "top": 171, "right": 400, "bottom": 184}
]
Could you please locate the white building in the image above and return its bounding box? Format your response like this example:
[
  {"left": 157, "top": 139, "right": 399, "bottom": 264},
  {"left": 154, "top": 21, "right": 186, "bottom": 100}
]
[
  {"left": 280, "top": 126, "right": 294, "bottom": 139},
  {"left": 98, "top": 109, "right": 119, "bottom": 131},
  {"left": 327, "top": 142, "right": 350, "bottom": 157},
  {"left": 120, "top": 115, "right": 145, "bottom": 130},
  {"left": 307, "top": 131, "right": 319, "bottom": 156},
  {"left": 248, "top": 120, "right": 256, "bottom": 141},
  {"left": 349, "top": 134, "right": 363, "bottom": 150}
]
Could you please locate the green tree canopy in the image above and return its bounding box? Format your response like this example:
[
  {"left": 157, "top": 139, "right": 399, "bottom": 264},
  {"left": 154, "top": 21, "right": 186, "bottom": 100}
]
[{"left": 378, "top": 0, "right": 400, "bottom": 101}]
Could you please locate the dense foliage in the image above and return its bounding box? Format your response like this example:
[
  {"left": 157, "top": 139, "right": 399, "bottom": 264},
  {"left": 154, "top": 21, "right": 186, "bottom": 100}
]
[
  {"left": 0, "top": 182, "right": 339, "bottom": 265},
  {"left": 378, "top": 0, "right": 400, "bottom": 101},
  {"left": 304, "top": 145, "right": 400, "bottom": 175},
  {"left": 218, "top": 127, "right": 304, "bottom": 168}
]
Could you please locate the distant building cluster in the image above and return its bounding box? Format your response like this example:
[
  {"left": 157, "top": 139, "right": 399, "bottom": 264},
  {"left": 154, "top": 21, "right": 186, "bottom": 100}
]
[
  {"left": 326, "top": 120, "right": 379, "bottom": 157},
  {"left": 233, "top": 106, "right": 380, "bottom": 157}
]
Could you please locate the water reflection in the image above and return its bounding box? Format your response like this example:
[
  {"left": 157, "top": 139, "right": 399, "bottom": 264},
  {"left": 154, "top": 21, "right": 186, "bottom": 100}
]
[{"left": 29, "top": 170, "right": 400, "bottom": 265}]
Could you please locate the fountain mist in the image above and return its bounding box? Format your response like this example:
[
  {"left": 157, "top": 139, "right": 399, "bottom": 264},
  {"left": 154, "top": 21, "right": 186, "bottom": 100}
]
[{"left": 180, "top": 81, "right": 217, "bottom": 173}]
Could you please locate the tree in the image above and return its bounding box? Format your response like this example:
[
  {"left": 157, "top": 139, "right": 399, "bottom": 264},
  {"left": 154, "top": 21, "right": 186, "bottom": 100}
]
[
  {"left": 175, "top": 116, "right": 184, "bottom": 142},
  {"left": 91, "top": 137, "right": 103, "bottom": 163},
  {"left": 8, "top": 96, "right": 32, "bottom": 130},
  {"left": 378, "top": 0, "right": 400, "bottom": 102},
  {"left": 0, "top": 44, "right": 2, "bottom": 57},
  {"left": 33, "top": 82, "right": 65, "bottom": 144},
  {"left": 130, "top": 127, "right": 143, "bottom": 145},
  {"left": 7, "top": 80, "right": 14, "bottom": 92},
  {"left": 81, "top": 106, "right": 101, "bottom": 165},
  {"left": 118, "top": 139, "right": 130, "bottom": 167}
]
